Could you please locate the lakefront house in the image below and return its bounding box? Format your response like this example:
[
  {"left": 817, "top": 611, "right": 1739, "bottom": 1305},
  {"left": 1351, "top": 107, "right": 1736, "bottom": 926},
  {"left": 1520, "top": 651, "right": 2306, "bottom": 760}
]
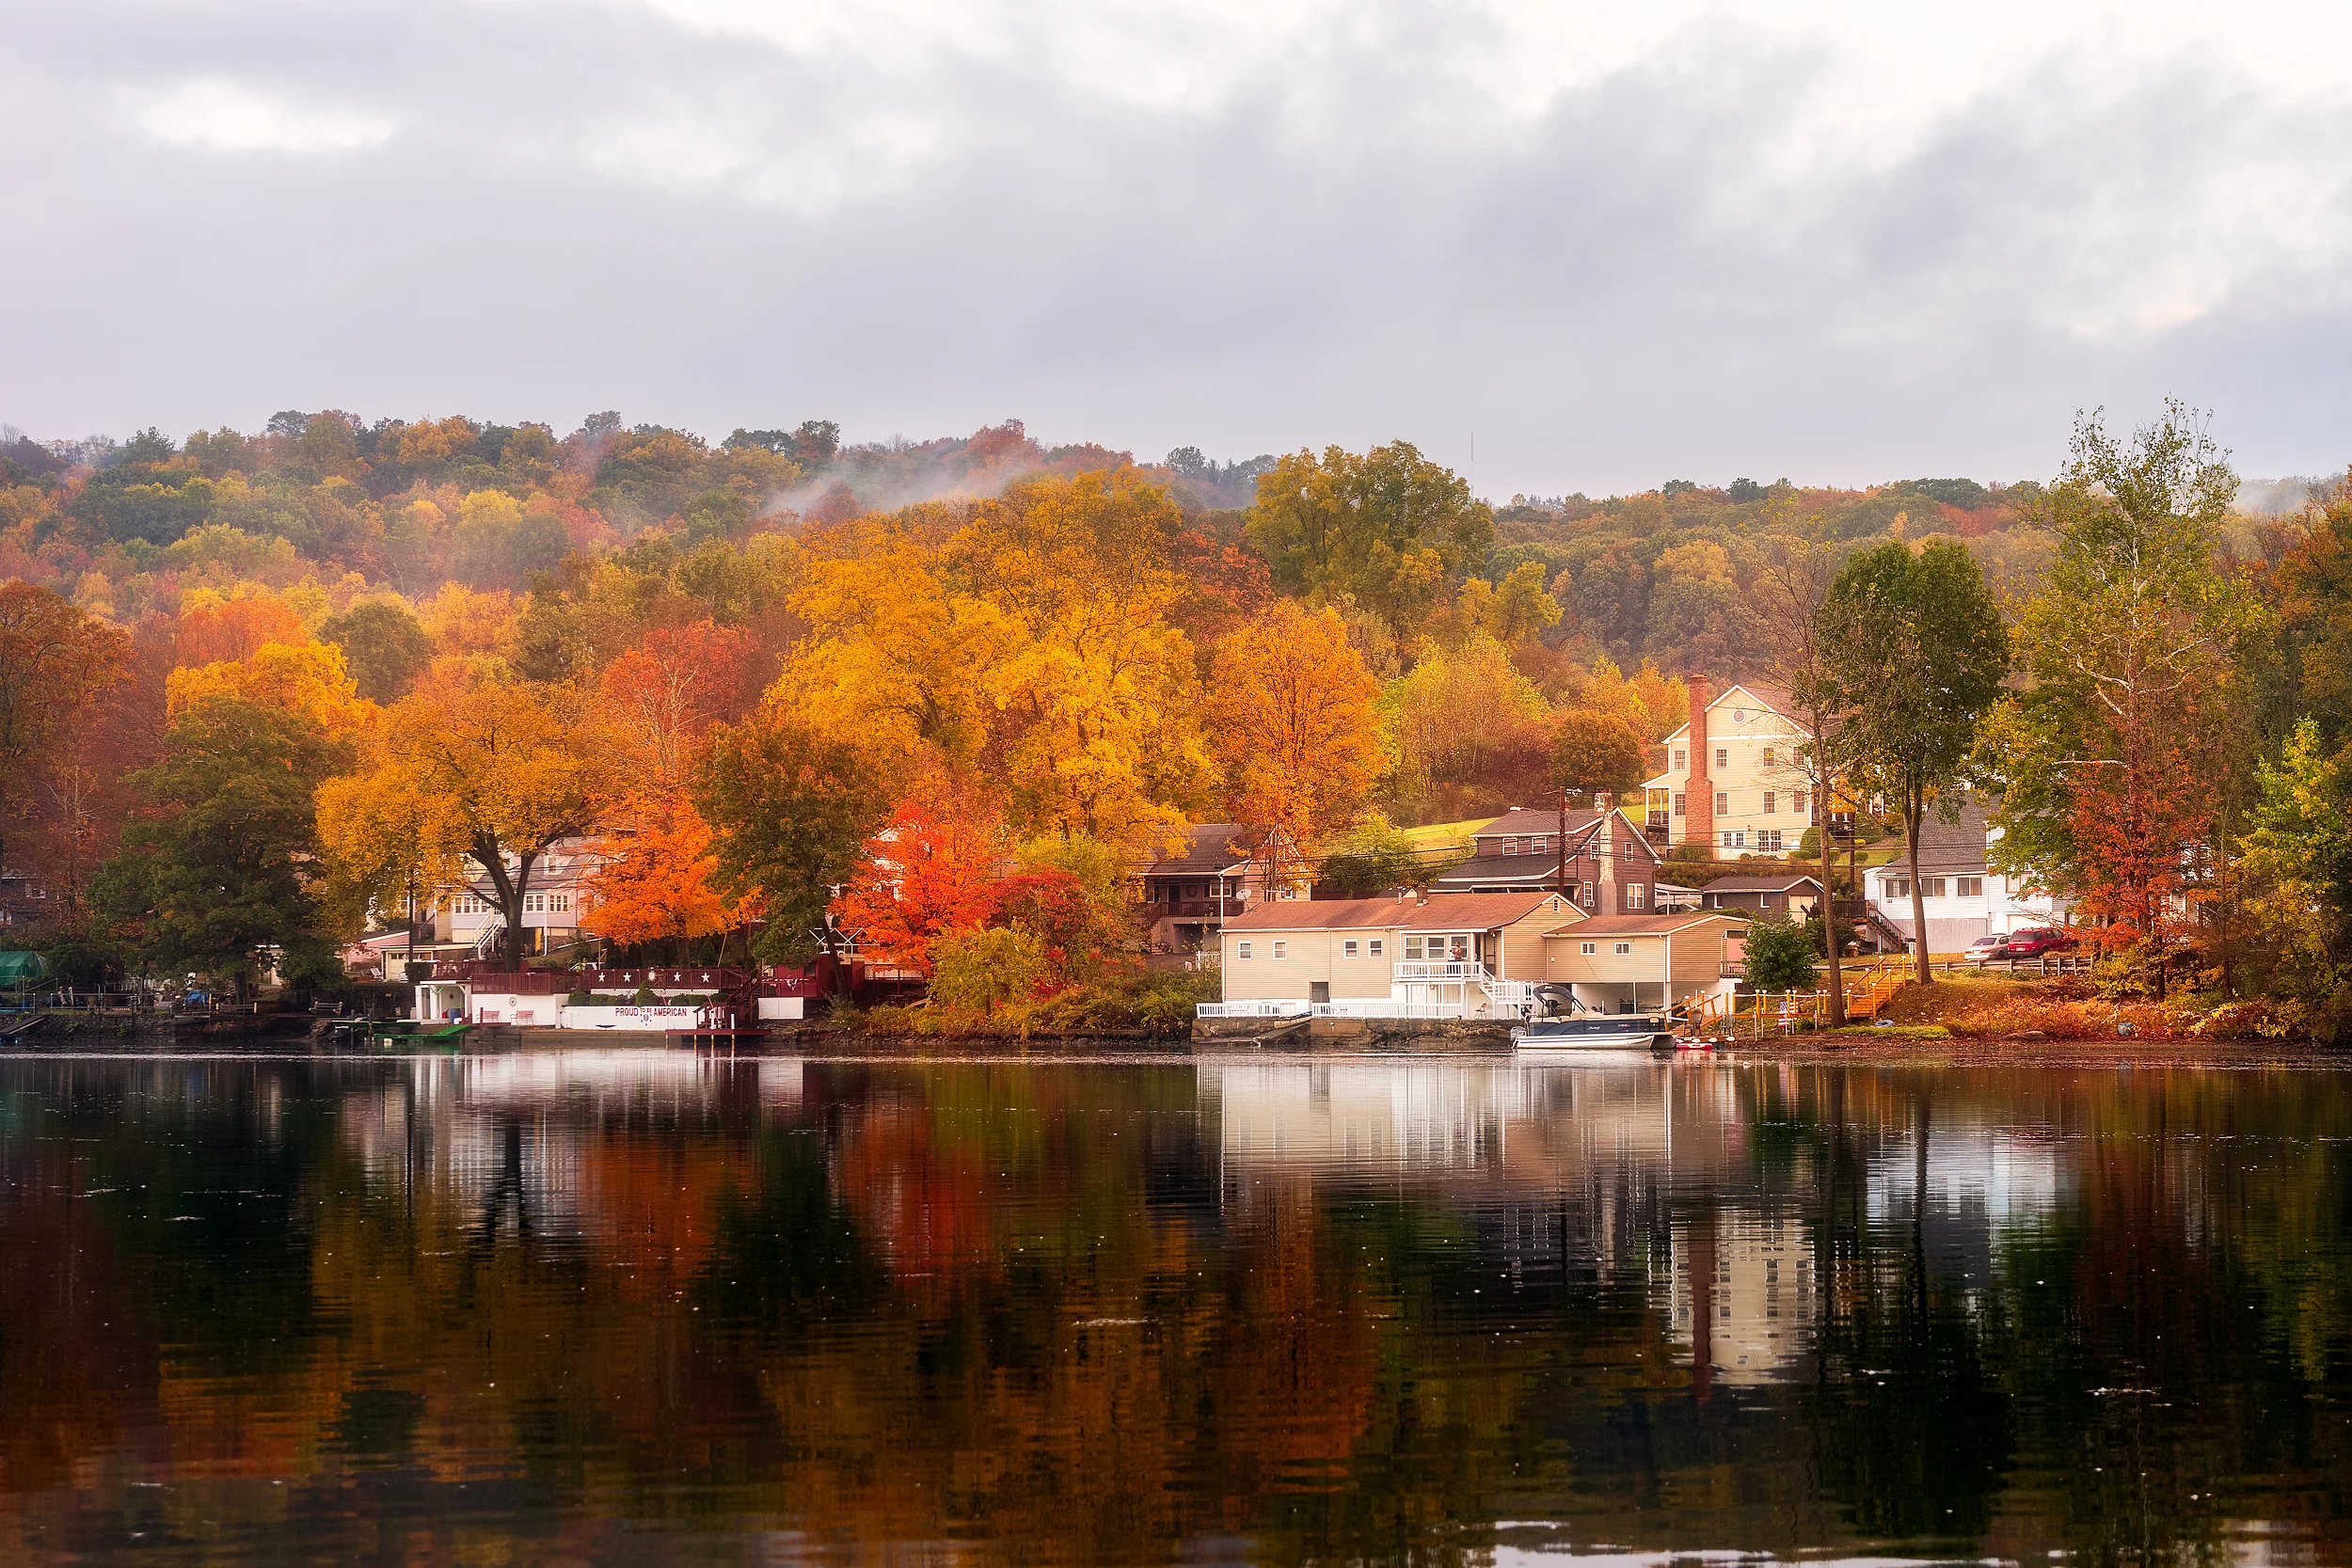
[
  {"left": 1861, "top": 804, "right": 2068, "bottom": 955},
  {"left": 1642, "top": 676, "right": 1817, "bottom": 854}
]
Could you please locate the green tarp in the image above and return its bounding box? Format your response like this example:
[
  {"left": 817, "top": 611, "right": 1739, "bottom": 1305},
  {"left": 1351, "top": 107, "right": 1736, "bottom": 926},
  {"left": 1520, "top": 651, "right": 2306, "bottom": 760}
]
[{"left": 0, "top": 952, "right": 46, "bottom": 984}]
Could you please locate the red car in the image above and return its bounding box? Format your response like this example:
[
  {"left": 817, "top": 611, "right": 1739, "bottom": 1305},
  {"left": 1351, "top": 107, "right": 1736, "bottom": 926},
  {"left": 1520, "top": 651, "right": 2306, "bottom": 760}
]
[{"left": 1999, "top": 927, "right": 2077, "bottom": 958}]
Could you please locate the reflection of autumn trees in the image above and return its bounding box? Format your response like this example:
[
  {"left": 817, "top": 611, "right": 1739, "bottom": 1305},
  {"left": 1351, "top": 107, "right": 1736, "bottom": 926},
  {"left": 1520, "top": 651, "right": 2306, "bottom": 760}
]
[{"left": 5, "top": 1059, "right": 2352, "bottom": 1563}]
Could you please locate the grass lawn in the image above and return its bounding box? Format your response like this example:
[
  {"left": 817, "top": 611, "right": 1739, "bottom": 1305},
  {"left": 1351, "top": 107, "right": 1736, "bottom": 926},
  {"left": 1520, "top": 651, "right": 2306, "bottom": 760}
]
[{"left": 1403, "top": 817, "right": 1495, "bottom": 852}]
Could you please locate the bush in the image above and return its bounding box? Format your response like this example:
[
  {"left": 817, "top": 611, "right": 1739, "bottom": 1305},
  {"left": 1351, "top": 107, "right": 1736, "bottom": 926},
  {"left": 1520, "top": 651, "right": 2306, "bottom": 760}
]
[
  {"left": 565, "top": 989, "right": 594, "bottom": 1006},
  {"left": 931, "top": 927, "right": 1050, "bottom": 1014},
  {"left": 1742, "top": 915, "right": 1819, "bottom": 990},
  {"left": 632, "top": 983, "right": 658, "bottom": 1005},
  {"left": 863, "top": 1003, "right": 921, "bottom": 1034}
]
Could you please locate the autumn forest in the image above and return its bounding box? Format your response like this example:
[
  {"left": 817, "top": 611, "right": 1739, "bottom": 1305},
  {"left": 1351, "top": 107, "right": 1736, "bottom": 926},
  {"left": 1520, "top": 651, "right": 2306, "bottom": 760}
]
[{"left": 3, "top": 405, "right": 2352, "bottom": 1034}]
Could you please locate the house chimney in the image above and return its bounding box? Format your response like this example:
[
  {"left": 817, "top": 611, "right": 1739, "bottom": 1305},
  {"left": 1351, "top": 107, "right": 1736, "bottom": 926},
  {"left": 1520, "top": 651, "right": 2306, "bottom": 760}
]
[
  {"left": 1595, "top": 800, "right": 1618, "bottom": 914},
  {"left": 1687, "top": 673, "right": 1713, "bottom": 859}
]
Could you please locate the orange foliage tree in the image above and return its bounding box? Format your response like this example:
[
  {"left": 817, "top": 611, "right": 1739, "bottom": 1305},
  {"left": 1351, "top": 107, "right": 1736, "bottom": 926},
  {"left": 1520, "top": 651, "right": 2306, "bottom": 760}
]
[
  {"left": 581, "top": 808, "right": 740, "bottom": 958},
  {"left": 172, "top": 594, "right": 308, "bottom": 667},
  {"left": 836, "top": 802, "right": 1002, "bottom": 974},
  {"left": 1201, "top": 600, "right": 1384, "bottom": 844}
]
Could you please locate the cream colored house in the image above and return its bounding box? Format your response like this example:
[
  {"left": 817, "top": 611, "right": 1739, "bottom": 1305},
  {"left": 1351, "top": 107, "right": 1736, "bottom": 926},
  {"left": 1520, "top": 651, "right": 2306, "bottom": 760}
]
[
  {"left": 1539, "top": 911, "right": 1749, "bottom": 1014},
  {"left": 1205, "top": 892, "right": 1582, "bottom": 1020},
  {"left": 1642, "top": 677, "right": 1816, "bottom": 856}
]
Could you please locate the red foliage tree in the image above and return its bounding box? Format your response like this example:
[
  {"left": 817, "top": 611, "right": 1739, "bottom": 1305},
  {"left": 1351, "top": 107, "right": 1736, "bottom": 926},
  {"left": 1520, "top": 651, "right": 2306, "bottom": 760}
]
[{"left": 836, "top": 802, "right": 1002, "bottom": 974}]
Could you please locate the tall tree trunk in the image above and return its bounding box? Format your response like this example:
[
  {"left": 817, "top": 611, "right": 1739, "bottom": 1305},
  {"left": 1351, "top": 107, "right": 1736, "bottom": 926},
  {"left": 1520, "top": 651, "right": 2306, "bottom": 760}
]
[
  {"left": 1906, "top": 793, "right": 1931, "bottom": 986},
  {"left": 1810, "top": 763, "right": 1845, "bottom": 1025}
]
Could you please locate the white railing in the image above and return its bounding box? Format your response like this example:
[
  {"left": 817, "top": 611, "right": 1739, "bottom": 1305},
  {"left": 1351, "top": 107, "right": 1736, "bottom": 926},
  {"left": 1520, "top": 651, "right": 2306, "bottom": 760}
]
[
  {"left": 1392, "top": 960, "right": 1479, "bottom": 980},
  {"left": 1309, "top": 1000, "right": 1465, "bottom": 1020},
  {"left": 1195, "top": 1000, "right": 1312, "bottom": 1019},
  {"left": 1482, "top": 978, "right": 1537, "bottom": 1008}
]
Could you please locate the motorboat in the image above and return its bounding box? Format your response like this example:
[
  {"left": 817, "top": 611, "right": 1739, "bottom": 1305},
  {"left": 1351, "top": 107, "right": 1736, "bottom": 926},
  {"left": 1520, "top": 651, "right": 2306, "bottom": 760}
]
[{"left": 1511, "top": 985, "right": 1678, "bottom": 1052}]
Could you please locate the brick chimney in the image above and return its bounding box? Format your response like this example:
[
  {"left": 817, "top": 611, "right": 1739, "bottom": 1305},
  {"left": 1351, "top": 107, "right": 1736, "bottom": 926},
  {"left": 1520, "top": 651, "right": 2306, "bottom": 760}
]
[
  {"left": 1686, "top": 674, "right": 1713, "bottom": 857},
  {"left": 1595, "top": 796, "right": 1617, "bottom": 913}
]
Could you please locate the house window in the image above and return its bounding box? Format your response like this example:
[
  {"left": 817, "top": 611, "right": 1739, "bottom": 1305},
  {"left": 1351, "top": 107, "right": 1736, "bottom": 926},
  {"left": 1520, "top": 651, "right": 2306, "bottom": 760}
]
[
  {"left": 1794, "top": 789, "right": 1808, "bottom": 816},
  {"left": 1757, "top": 830, "right": 1782, "bottom": 852},
  {"left": 1886, "top": 878, "right": 1911, "bottom": 899},
  {"left": 1673, "top": 793, "right": 1686, "bottom": 816},
  {"left": 1673, "top": 748, "right": 1687, "bottom": 771},
  {"left": 1615, "top": 942, "right": 1632, "bottom": 956},
  {"left": 1715, "top": 791, "right": 1728, "bottom": 816},
  {"left": 1343, "top": 940, "right": 1359, "bottom": 957},
  {"left": 1626, "top": 883, "right": 1646, "bottom": 909},
  {"left": 1502, "top": 836, "right": 1519, "bottom": 856},
  {"left": 1369, "top": 939, "right": 1383, "bottom": 957},
  {"left": 552, "top": 894, "right": 569, "bottom": 913},
  {"left": 1531, "top": 835, "right": 1548, "bottom": 855},
  {"left": 1237, "top": 941, "right": 1253, "bottom": 959},
  {"left": 1581, "top": 942, "right": 1597, "bottom": 956},
  {"left": 1715, "top": 748, "right": 1728, "bottom": 769},
  {"left": 1762, "top": 747, "right": 1775, "bottom": 767},
  {"left": 1957, "top": 876, "right": 1983, "bottom": 897},
  {"left": 1404, "top": 935, "right": 1424, "bottom": 960},
  {"left": 1762, "top": 791, "right": 1776, "bottom": 814},
  {"left": 524, "top": 894, "right": 543, "bottom": 913},
  {"left": 1581, "top": 882, "right": 1597, "bottom": 909},
  {"left": 1723, "top": 830, "right": 1745, "bottom": 849},
  {"left": 1272, "top": 941, "right": 1287, "bottom": 959},
  {"left": 1920, "top": 879, "right": 1947, "bottom": 898}
]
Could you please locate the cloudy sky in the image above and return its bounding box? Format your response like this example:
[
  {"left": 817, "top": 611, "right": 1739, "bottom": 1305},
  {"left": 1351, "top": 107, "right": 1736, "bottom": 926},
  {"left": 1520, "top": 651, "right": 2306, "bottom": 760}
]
[{"left": 5, "top": 0, "right": 2349, "bottom": 496}]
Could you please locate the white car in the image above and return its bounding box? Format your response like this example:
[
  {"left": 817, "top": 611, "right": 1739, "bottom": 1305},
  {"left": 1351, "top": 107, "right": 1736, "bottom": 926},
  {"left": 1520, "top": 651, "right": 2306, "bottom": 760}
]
[{"left": 1962, "top": 934, "right": 2013, "bottom": 966}]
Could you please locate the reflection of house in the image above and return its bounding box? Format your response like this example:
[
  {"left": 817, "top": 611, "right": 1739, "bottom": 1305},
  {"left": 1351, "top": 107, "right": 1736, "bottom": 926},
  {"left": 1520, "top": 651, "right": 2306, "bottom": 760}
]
[
  {"left": 1699, "top": 873, "right": 1822, "bottom": 919},
  {"left": 1208, "top": 892, "right": 1580, "bottom": 1019},
  {"left": 1642, "top": 676, "right": 1815, "bottom": 854},
  {"left": 1539, "top": 911, "right": 1749, "bottom": 1013},
  {"left": 1201, "top": 1061, "right": 1523, "bottom": 1173},
  {"left": 1861, "top": 805, "right": 2065, "bottom": 955},
  {"left": 1429, "top": 801, "right": 1661, "bottom": 911},
  {"left": 1663, "top": 1209, "right": 1820, "bottom": 1386},
  {"left": 1133, "top": 822, "right": 1301, "bottom": 955}
]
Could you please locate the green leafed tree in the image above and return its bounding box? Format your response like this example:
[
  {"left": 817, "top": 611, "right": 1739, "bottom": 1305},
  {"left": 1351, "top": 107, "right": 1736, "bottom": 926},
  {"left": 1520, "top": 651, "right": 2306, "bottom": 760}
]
[
  {"left": 1245, "top": 442, "right": 1494, "bottom": 640},
  {"left": 692, "top": 710, "right": 888, "bottom": 963},
  {"left": 95, "top": 694, "right": 354, "bottom": 996},
  {"left": 320, "top": 600, "right": 433, "bottom": 702},
  {"left": 1820, "top": 538, "right": 2010, "bottom": 981}
]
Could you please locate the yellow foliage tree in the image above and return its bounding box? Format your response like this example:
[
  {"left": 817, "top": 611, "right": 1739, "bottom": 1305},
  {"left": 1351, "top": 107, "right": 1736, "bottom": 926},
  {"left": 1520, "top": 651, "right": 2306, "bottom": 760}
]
[
  {"left": 319, "top": 668, "right": 607, "bottom": 969},
  {"left": 417, "top": 583, "right": 517, "bottom": 657},
  {"left": 1203, "top": 601, "right": 1385, "bottom": 844},
  {"left": 166, "top": 640, "right": 372, "bottom": 737},
  {"left": 775, "top": 470, "right": 1210, "bottom": 846}
]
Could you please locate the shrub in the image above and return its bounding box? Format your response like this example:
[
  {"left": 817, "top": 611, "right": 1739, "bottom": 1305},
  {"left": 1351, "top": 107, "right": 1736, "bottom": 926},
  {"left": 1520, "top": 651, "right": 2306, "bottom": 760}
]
[
  {"left": 566, "top": 989, "right": 594, "bottom": 1006},
  {"left": 632, "top": 983, "right": 658, "bottom": 1005},
  {"left": 863, "top": 1003, "right": 921, "bottom": 1034},
  {"left": 1743, "top": 915, "right": 1819, "bottom": 991},
  {"left": 930, "top": 927, "right": 1050, "bottom": 1014}
]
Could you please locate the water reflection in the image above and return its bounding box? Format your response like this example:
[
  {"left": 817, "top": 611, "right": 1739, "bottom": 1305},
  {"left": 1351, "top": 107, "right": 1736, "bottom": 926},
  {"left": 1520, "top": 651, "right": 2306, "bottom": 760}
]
[{"left": 0, "top": 1052, "right": 2346, "bottom": 1565}]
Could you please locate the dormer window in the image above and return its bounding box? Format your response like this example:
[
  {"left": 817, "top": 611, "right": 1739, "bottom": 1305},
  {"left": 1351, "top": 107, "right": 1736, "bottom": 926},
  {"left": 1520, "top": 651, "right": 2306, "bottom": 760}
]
[{"left": 1502, "top": 836, "right": 1519, "bottom": 856}]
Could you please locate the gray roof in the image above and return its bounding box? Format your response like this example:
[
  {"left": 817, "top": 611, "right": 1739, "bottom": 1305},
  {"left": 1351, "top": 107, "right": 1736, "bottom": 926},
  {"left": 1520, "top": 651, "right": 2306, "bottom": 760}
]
[
  {"left": 1703, "top": 874, "right": 1826, "bottom": 894},
  {"left": 1879, "top": 805, "right": 1990, "bottom": 875}
]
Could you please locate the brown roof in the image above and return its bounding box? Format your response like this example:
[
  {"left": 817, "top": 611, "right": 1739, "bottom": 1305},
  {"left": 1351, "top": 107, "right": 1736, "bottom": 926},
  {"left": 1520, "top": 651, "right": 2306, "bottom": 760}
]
[
  {"left": 1141, "top": 822, "right": 1255, "bottom": 876},
  {"left": 1223, "top": 891, "right": 1572, "bottom": 934},
  {"left": 1541, "top": 911, "right": 1747, "bottom": 938}
]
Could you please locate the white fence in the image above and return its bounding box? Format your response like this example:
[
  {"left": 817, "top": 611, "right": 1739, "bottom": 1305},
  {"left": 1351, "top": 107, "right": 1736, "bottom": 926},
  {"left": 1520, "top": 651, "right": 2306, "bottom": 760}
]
[
  {"left": 1196, "top": 1000, "right": 1312, "bottom": 1020},
  {"left": 1310, "top": 1000, "right": 1464, "bottom": 1020}
]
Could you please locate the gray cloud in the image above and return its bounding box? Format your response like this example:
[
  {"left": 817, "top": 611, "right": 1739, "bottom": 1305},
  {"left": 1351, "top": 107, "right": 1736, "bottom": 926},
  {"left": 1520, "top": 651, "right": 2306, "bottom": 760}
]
[{"left": 4, "top": 0, "right": 2350, "bottom": 495}]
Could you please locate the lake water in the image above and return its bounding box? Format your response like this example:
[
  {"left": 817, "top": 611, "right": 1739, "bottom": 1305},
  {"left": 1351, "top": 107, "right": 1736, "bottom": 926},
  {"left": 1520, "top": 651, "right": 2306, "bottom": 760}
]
[{"left": 1, "top": 1050, "right": 2347, "bottom": 1565}]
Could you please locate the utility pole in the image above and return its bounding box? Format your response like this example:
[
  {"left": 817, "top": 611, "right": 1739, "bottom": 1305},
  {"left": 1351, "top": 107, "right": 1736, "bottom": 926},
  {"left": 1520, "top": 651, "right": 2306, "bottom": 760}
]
[{"left": 1556, "top": 788, "right": 1569, "bottom": 899}]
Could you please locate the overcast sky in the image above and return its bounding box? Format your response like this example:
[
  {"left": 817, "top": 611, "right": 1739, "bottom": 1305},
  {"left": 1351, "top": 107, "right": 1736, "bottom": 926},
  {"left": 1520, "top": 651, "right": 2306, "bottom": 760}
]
[{"left": 5, "top": 0, "right": 2350, "bottom": 497}]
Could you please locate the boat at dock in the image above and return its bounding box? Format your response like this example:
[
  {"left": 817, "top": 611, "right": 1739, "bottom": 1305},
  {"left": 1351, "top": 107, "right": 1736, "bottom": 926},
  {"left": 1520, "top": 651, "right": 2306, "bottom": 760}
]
[{"left": 1512, "top": 984, "right": 1678, "bottom": 1051}]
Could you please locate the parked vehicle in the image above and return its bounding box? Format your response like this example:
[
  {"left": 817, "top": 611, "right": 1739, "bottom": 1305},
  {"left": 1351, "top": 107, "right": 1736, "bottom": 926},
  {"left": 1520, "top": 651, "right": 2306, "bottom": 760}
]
[
  {"left": 2000, "top": 927, "right": 2077, "bottom": 958},
  {"left": 1962, "top": 935, "right": 2013, "bottom": 966}
]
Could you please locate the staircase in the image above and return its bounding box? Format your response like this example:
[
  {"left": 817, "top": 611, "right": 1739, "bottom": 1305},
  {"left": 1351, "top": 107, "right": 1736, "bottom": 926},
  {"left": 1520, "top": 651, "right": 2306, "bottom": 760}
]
[{"left": 1841, "top": 969, "right": 1908, "bottom": 1021}]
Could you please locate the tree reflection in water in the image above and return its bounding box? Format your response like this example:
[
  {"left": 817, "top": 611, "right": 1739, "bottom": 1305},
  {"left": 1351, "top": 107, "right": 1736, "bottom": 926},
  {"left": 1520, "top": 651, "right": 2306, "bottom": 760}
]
[{"left": 0, "top": 1052, "right": 2346, "bottom": 1565}]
